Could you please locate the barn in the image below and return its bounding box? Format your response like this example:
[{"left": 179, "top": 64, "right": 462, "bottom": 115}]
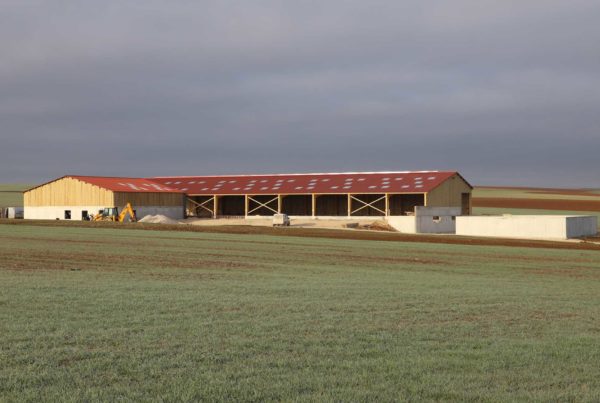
[
  {"left": 150, "top": 171, "right": 472, "bottom": 218},
  {"left": 23, "top": 171, "right": 471, "bottom": 221},
  {"left": 23, "top": 176, "right": 186, "bottom": 220}
]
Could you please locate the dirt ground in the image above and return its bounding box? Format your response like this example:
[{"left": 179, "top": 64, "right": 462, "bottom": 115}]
[
  {"left": 184, "top": 217, "right": 377, "bottom": 229},
  {"left": 473, "top": 197, "right": 600, "bottom": 212},
  {"left": 3, "top": 219, "right": 600, "bottom": 251}
]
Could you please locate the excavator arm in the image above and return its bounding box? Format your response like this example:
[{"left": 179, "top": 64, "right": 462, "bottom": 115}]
[{"left": 118, "top": 203, "right": 137, "bottom": 222}]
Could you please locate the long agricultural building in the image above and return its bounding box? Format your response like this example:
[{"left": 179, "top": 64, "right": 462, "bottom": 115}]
[{"left": 23, "top": 171, "right": 472, "bottom": 220}]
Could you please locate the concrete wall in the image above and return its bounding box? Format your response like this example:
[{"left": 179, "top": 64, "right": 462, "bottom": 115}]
[
  {"left": 385, "top": 216, "right": 416, "bottom": 233},
  {"left": 566, "top": 216, "right": 598, "bottom": 238},
  {"left": 456, "top": 215, "right": 598, "bottom": 240},
  {"left": 134, "top": 207, "right": 184, "bottom": 220},
  {"left": 386, "top": 206, "right": 461, "bottom": 234},
  {"left": 414, "top": 206, "right": 461, "bottom": 234},
  {"left": 25, "top": 206, "right": 184, "bottom": 221}
]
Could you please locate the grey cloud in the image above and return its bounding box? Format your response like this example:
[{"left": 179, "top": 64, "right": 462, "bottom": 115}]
[{"left": 1, "top": 1, "right": 599, "bottom": 187}]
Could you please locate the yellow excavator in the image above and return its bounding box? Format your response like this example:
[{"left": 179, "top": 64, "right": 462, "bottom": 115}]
[{"left": 93, "top": 203, "right": 137, "bottom": 222}]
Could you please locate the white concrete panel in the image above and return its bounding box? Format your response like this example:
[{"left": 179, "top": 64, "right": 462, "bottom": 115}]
[
  {"left": 414, "top": 206, "right": 461, "bottom": 234},
  {"left": 386, "top": 216, "right": 416, "bottom": 233},
  {"left": 387, "top": 207, "right": 461, "bottom": 234},
  {"left": 566, "top": 216, "right": 598, "bottom": 238},
  {"left": 456, "top": 215, "right": 597, "bottom": 240},
  {"left": 25, "top": 206, "right": 184, "bottom": 221},
  {"left": 414, "top": 206, "right": 462, "bottom": 217},
  {"left": 25, "top": 206, "right": 105, "bottom": 220}
]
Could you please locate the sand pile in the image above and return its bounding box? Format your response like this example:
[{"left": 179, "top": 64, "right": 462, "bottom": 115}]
[{"left": 138, "top": 215, "right": 180, "bottom": 225}]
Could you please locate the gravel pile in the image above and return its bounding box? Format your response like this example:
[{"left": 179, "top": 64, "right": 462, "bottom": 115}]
[{"left": 138, "top": 215, "right": 180, "bottom": 225}]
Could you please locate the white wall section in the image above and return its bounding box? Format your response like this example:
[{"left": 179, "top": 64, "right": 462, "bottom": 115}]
[
  {"left": 24, "top": 206, "right": 184, "bottom": 221},
  {"left": 456, "top": 215, "right": 597, "bottom": 240}
]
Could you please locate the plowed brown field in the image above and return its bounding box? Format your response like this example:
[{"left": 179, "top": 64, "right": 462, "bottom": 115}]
[
  {"left": 473, "top": 197, "right": 600, "bottom": 212},
  {"left": 476, "top": 186, "right": 600, "bottom": 197}
]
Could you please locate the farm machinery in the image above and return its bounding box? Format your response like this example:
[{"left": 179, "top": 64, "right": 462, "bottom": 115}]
[{"left": 93, "top": 203, "right": 137, "bottom": 222}]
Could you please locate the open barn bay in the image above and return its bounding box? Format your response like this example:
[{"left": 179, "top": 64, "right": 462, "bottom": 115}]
[{"left": 1, "top": 224, "right": 600, "bottom": 401}]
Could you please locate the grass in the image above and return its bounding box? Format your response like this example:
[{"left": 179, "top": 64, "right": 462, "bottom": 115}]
[
  {"left": 473, "top": 186, "right": 600, "bottom": 200},
  {"left": 1, "top": 223, "right": 600, "bottom": 401},
  {"left": 0, "top": 184, "right": 31, "bottom": 207},
  {"left": 474, "top": 206, "right": 600, "bottom": 220}
]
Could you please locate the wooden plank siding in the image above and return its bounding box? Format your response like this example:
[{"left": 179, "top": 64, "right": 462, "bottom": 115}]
[
  {"left": 24, "top": 177, "right": 113, "bottom": 207},
  {"left": 24, "top": 177, "right": 186, "bottom": 207},
  {"left": 425, "top": 174, "right": 472, "bottom": 210},
  {"left": 113, "top": 192, "right": 185, "bottom": 207}
]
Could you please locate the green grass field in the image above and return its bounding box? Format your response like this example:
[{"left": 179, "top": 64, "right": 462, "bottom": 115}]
[
  {"left": 0, "top": 184, "right": 31, "bottom": 207},
  {"left": 1, "top": 223, "right": 600, "bottom": 401},
  {"left": 473, "top": 206, "right": 600, "bottom": 223}
]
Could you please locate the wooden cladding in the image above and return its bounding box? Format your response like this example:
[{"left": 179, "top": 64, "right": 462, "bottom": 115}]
[
  {"left": 113, "top": 192, "right": 185, "bottom": 207},
  {"left": 24, "top": 177, "right": 113, "bottom": 207},
  {"left": 25, "top": 177, "right": 185, "bottom": 207},
  {"left": 425, "top": 174, "right": 472, "bottom": 209}
]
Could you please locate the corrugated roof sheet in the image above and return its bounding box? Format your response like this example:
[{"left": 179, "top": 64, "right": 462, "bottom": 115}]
[
  {"left": 150, "top": 171, "right": 460, "bottom": 195},
  {"left": 70, "top": 176, "right": 182, "bottom": 193}
]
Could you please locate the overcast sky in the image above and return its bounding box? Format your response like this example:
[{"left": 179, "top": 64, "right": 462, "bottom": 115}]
[{"left": 1, "top": 1, "right": 599, "bottom": 187}]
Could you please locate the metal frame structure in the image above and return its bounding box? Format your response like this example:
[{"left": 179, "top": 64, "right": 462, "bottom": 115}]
[
  {"left": 186, "top": 192, "right": 429, "bottom": 218},
  {"left": 175, "top": 171, "right": 472, "bottom": 219}
]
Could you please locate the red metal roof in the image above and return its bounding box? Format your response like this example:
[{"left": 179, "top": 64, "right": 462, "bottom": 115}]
[
  {"left": 149, "top": 171, "right": 461, "bottom": 195},
  {"left": 70, "top": 176, "right": 182, "bottom": 193}
]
